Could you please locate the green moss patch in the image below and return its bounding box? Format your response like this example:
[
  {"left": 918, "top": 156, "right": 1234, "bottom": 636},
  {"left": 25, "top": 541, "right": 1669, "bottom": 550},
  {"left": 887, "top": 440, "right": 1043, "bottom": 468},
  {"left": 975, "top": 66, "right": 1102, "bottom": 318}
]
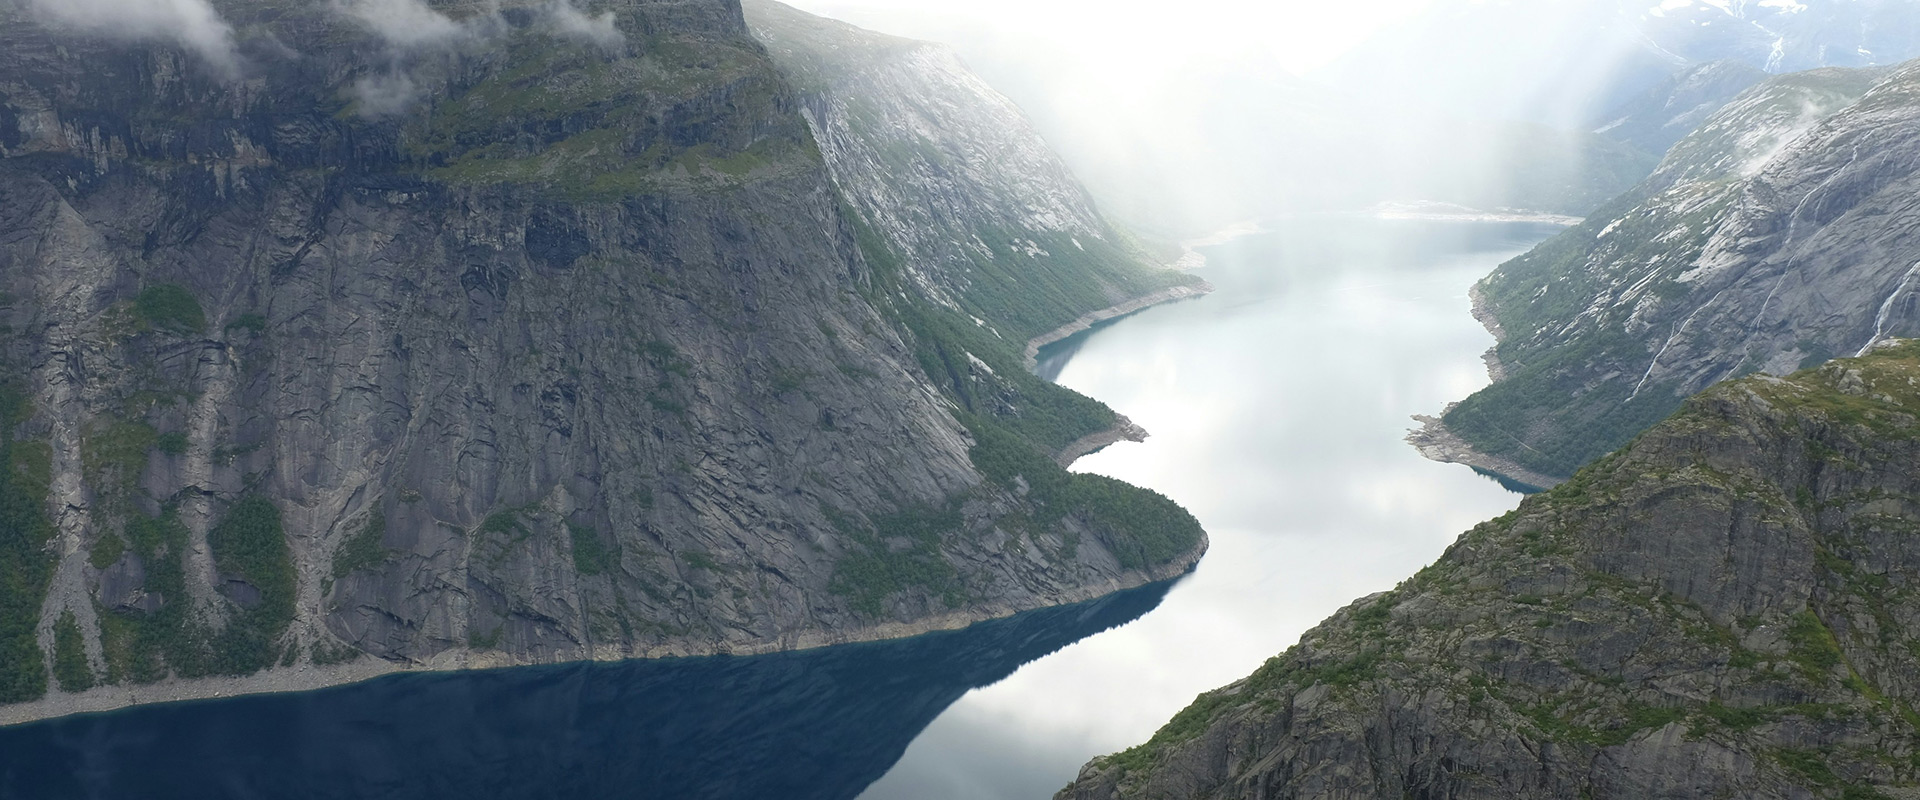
[
  {"left": 134, "top": 284, "right": 206, "bottom": 334},
  {"left": 0, "top": 386, "right": 56, "bottom": 702}
]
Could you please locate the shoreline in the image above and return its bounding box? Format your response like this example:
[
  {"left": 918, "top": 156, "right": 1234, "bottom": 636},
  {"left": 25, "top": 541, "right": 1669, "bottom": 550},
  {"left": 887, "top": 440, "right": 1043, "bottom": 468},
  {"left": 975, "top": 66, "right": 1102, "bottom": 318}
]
[
  {"left": 1054, "top": 415, "right": 1148, "bottom": 468},
  {"left": 1468, "top": 283, "right": 1509, "bottom": 381},
  {"left": 1407, "top": 270, "right": 1566, "bottom": 490},
  {"left": 1023, "top": 281, "right": 1215, "bottom": 372},
  {"left": 1406, "top": 411, "right": 1564, "bottom": 491},
  {"left": 1169, "top": 221, "right": 1264, "bottom": 271},
  {"left": 1370, "top": 202, "right": 1583, "bottom": 227},
  {"left": 2, "top": 282, "right": 1220, "bottom": 730},
  {"left": 0, "top": 534, "right": 1205, "bottom": 729}
]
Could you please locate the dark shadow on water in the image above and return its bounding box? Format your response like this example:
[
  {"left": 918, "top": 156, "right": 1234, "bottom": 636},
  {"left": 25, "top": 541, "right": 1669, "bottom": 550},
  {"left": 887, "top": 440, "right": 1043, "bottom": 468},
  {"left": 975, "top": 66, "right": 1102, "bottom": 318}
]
[
  {"left": 1471, "top": 466, "right": 1546, "bottom": 495},
  {"left": 1035, "top": 312, "right": 1150, "bottom": 381},
  {"left": 0, "top": 581, "right": 1176, "bottom": 800}
]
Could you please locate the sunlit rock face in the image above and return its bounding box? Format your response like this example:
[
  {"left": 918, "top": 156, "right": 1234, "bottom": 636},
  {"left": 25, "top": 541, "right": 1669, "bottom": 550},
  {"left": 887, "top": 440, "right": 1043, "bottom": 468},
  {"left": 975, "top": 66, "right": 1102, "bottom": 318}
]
[
  {"left": 1439, "top": 62, "right": 1920, "bottom": 481},
  {"left": 1067, "top": 343, "right": 1920, "bottom": 800},
  {"left": 0, "top": 0, "right": 1204, "bottom": 720}
]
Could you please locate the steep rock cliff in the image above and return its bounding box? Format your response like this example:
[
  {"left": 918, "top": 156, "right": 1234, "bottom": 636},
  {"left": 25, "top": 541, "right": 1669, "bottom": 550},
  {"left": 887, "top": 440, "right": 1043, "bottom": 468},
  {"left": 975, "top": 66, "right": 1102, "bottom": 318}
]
[
  {"left": 1067, "top": 342, "right": 1920, "bottom": 800},
  {"left": 742, "top": 0, "right": 1202, "bottom": 345},
  {"left": 0, "top": 0, "right": 1204, "bottom": 720},
  {"left": 1434, "top": 63, "right": 1898, "bottom": 481}
]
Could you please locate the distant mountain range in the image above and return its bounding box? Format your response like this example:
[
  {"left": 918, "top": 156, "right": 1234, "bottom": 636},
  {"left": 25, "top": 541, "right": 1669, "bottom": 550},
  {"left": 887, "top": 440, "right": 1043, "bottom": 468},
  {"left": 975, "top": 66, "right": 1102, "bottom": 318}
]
[{"left": 1326, "top": 0, "right": 1920, "bottom": 131}]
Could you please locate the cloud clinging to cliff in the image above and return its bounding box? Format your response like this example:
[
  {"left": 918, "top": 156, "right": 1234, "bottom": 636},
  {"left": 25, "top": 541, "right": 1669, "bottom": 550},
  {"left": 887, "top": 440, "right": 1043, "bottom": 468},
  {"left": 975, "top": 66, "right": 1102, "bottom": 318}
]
[
  {"left": 543, "top": 0, "right": 625, "bottom": 50},
  {"left": 333, "top": 0, "right": 477, "bottom": 47},
  {"left": 26, "top": 0, "right": 242, "bottom": 78}
]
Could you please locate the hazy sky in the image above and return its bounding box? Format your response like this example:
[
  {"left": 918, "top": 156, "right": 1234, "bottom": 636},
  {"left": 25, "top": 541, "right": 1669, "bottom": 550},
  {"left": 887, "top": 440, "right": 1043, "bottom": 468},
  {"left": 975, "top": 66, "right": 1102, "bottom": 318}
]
[{"left": 781, "top": 0, "right": 1436, "bottom": 75}]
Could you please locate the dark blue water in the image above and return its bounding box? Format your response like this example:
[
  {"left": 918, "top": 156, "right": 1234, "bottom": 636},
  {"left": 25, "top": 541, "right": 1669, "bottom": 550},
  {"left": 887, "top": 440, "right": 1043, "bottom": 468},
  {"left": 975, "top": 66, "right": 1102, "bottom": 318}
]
[
  {"left": 0, "top": 581, "right": 1174, "bottom": 800},
  {"left": 858, "top": 218, "right": 1553, "bottom": 799},
  {"left": 0, "top": 218, "right": 1559, "bottom": 800}
]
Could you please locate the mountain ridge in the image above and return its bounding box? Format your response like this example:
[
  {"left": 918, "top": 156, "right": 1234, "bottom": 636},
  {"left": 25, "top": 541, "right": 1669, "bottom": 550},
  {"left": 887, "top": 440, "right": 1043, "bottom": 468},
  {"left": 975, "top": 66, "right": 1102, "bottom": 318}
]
[
  {"left": 1431, "top": 61, "right": 1899, "bottom": 482},
  {"left": 1066, "top": 340, "right": 1920, "bottom": 800}
]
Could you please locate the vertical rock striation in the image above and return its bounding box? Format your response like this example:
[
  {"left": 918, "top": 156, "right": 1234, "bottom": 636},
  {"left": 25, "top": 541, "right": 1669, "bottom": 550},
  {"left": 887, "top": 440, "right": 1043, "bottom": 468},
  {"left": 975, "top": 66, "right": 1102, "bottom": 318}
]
[{"left": 0, "top": 0, "right": 1205, "bottom": 723}]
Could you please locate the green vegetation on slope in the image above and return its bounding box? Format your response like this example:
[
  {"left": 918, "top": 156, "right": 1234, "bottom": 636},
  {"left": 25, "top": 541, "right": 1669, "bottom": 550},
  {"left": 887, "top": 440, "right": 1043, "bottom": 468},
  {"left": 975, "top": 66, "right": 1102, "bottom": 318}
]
[
  {"left": 848, "top": 205, "right": 1115, "bottom": 452},
  {"left": 1084, "top": 344, "right": 1920, "bottom": 798},
  {"left": 952, "top": 228, "right": 1190, "bottom": 346},
  {"left": 410, "top": 31, "right": 819, "bottom": 201},
  {"left": 331, "top": 512, "right": 390, "bottom": 581},
  {"left": 825, "top": 206, "right": 1204, "bottom": 615},
  {"left": 569, "top": 522, "right": 616, "bottom": 577},
  {"left": 964, "top": 416, "right": 1201, "bottom": 570},
  {"left": 99, "top": 509, "right": 189, "bottom": 684},
  {"left": 0, "top": 386, "right": 56, "bottom": 702},
  {"left": 99, "top": 498, "right": 301, "bottom": 681},
  {"left": 134, "top": 283, "right": 206, "bottom": 335},
  {"left": 51, "top": 611, "right": 92, "bottom": 693},
  {"left": 1439, "top": 67, "right": 1889, "bottom": 481},
  {"left": 203, "top": 496, "right": 297, "bottom": 676},
  {"left": 1440, "top": 188, "right": 1725, "bottom": 478}
]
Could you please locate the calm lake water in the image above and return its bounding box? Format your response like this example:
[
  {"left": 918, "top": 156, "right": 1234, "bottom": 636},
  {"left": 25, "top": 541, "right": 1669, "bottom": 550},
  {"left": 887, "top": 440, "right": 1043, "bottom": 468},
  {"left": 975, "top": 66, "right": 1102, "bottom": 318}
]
[
  {"left": 857, "top": 218, "right": 1557, "bottom": 799},
  {"left": 0, "top": 219, "right": 1556, "bottom": 800}
]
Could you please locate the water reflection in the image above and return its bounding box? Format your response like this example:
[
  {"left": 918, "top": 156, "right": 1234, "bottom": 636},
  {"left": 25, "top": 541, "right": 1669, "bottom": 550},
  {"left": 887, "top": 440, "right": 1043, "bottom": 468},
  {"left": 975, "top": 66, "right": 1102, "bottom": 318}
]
[
  {"left": 0, "top": 581, "right": 1175, "bottom": 800},
  {"left": 860, "top": 218, "right": 1555, "bottom": 800}
]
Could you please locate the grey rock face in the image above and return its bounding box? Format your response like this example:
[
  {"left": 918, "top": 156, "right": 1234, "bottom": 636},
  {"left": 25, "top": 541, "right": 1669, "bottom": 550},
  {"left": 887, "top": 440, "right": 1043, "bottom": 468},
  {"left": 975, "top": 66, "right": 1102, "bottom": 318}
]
[
  {"left": 0, "top": 0, "right": 1204, "bottom": 716},
  {"left": 1066, "top": 343, "right": 1920, "bottom": 800},
  {"left": 1438, "top": 63, "right": 1903, "bottom": 479},
  {"left": 1594, "top": 60, "right": 1769, "bottom": 155},
  {"left": 743, "top": 0, "right": 1196, "bottom": 343}
]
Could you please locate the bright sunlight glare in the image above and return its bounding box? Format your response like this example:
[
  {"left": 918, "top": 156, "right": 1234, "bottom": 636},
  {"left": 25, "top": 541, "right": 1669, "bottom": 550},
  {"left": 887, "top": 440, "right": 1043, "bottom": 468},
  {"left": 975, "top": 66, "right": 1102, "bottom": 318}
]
[{"left": 781, "top": 0, "right": 1436, "bottom": 76}]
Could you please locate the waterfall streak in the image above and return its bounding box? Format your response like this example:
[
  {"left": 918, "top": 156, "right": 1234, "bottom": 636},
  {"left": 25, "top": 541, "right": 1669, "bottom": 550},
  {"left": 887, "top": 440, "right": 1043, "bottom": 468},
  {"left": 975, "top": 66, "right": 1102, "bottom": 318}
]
[
  {"left": 1857, "top": 261, "right": 1920, "bottom": 356},
  {"left": 1631, "top": 288, "right": 1728, "bottom": 400}
]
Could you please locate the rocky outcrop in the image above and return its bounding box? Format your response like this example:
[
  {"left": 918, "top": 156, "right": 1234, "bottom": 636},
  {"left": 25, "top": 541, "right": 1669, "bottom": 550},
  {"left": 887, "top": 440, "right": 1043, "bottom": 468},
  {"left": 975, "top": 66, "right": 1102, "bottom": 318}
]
[
  {"left": 0, "top": 0, "right": 1205, "bottom": 722},
  {"left": 1065, "top": 341, "right": 1920, "bottom": 800},
  {"left": 1436, "top": 63, "right": 1896, "bottom": 480},
  {"left": 1405, "top": 412, "right": 1562, "bottom": 491}
]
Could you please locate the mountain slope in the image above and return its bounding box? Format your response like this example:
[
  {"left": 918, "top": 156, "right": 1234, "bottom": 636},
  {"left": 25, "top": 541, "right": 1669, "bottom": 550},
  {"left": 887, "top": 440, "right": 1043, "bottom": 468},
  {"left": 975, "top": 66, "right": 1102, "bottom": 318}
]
[
  {"left": 1593, "top": 60, "right": 1769, "bottom": 155},
  {"left": 1325, "top": 0, "right": 1920, "bottom": 131},
  {"left": 1067, "top": 342, "right": 1920, "bottom": 800},
  {"left": 742, "top": 0, "right": 1203, "bottom": 345},
  {"left": 1429, "top": 63, "right": 1893, "bottom": 482},
  {"left": 0, "top": 0, "right": 1204, "bottom": 722}
]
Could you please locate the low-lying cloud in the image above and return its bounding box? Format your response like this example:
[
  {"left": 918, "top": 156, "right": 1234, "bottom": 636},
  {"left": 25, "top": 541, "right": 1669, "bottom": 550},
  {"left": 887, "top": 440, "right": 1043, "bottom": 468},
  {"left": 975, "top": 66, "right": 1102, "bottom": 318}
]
[
  {"left": 336, "top": 0, "right": 629, "bottom": 114},
  {"left": 351, "top": 71, "right": 421, "bottom": 116},
  {"left": 542, "top": 1, "right": 625, "bottom": 51},
  {"left": 26, "top": 0, "right": 243, "bottom": 78},
  {"left": 333, "top": 0, "right": 481, "bottom": 48},
  {"left": 334, "top": 0, "right": 625, "bottom": 51}
]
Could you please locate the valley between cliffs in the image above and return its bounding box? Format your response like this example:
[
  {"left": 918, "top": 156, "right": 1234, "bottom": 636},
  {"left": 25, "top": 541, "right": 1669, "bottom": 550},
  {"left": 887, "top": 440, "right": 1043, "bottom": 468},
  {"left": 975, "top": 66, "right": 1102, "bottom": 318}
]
[{"left": 0, "top": 0, "right": 1208, "bottom": 725}]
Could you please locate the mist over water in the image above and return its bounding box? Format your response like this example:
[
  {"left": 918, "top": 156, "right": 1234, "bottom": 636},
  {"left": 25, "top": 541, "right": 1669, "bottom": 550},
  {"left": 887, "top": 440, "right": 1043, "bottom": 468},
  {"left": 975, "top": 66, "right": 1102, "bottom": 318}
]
[
  {"left": 858, "top": 218, "right": 1552, "bottom": 800},
  {"left": 788, "top": 0, "right": 1920, "bottom": 237}
]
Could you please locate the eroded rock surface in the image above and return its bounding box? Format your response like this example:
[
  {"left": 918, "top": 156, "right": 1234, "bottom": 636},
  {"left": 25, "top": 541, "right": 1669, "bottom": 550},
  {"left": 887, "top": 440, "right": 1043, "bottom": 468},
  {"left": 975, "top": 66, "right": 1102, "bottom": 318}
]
[
  {"left": 1068, "top": 342, "right": 1920, "bottom": 800},
  {"left": 0, "top": 0, "right": 1205, "bottom": 720}
]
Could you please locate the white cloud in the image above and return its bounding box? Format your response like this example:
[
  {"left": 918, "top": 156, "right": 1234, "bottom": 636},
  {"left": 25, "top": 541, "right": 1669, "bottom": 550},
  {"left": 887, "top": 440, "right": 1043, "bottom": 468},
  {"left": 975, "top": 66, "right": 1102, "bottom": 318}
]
[
  {"left": 27, "top": 0, "right": 243, "bottom": 78},
  {"left": 350, "top": 71, "right": 421, "bottom": 116},
  {"left": 333, "top": 0, "right": 478, "bottom": 48},
  {"left": 542, "top": 0, "right": 626, "bottom": 51}
]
